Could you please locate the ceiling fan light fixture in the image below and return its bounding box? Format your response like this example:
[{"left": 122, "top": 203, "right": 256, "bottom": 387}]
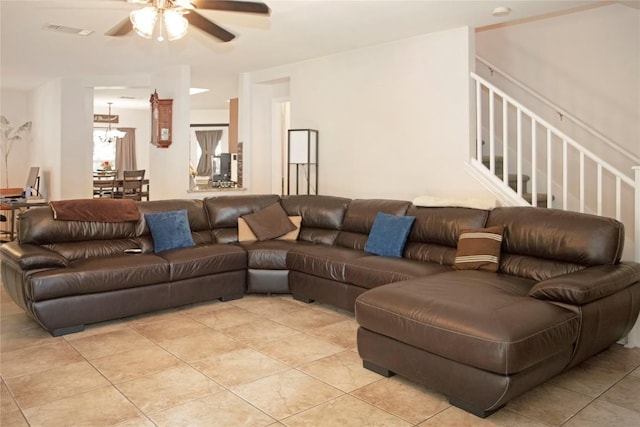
[
  {"left": 162, "top": 9, "right": 189, "bottom": 41},
  {"left": 130, "top": 6, "right": 158, "bottom": 39},
  {"left": 130, "top": 5, "right": 188, "bottom": 42}
]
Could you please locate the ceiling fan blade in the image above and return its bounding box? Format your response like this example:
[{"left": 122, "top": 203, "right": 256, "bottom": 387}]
[
  {"left": 105, "top": 17, "right": 133, "bottom": 37},
  {"left": 189, "top": 1, "right": 270, "bottom": 15},
  {"left": 186, "top": 10, "right": 235, "bottom": 42}
]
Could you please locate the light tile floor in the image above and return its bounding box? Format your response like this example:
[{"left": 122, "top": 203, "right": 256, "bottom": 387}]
[{"left": 1, "top": 287, "right": 640, "bottom": 427}]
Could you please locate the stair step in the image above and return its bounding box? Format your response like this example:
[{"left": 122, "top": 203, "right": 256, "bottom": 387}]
[
  {"left": 481, "top": 157, "right": 555, "bottom": 205},
  {"left": 507, "top": 174, "right": 530, "bottom": 192},
  {"left": 482, "top": 155, "right": 504, "bottom": 166},
  {"left": 523, "top": 193, "right": 554, "bottom": 207},
  {"left": 481, "top": 156, "right": 555, "bottom": 208},
  {"left": 482, "top": 156, "right": 505, "bottom": 175}
]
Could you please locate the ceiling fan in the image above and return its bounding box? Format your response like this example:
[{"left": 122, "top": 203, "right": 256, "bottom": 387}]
[{"left": 106, "top": 0, "right": 270, "bottom": 42}]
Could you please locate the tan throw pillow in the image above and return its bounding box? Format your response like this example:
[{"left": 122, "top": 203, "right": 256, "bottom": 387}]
[
  {"left": 453, "top": 225, "right": 504, "bottom": 272},
  {"left": 241, "top": 203, "right": 297, "bottom": 241},
  {"left": 238, "top": 216, "right": 302, "bottom": 241}
]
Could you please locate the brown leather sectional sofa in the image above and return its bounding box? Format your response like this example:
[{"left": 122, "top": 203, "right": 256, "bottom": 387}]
[{"left": 2, "top": 194, "right": 640, "bottom": 417}]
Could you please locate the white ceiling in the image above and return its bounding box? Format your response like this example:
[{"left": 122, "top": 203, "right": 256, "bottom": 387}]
[{"left": 0, "top": 0, "right": 602, "bottom": 111}]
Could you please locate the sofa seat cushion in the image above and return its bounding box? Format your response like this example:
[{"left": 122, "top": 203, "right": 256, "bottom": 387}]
[
  {"left": 355, "top": 270, "right": 580, "bottom": 375},
  {"left": 345, "top": 257, "right": 451, "bottom": 289},
  {"left": 239, "top": 240, "right": 313, "bottom": 269},
  {"left": 156, "top": 244, "right": 247, "bottom": 281},
  {"left": 287, "top": 244, "right": 370, "bottom": 282},
  {"left": 26, "top": 254, "right": 170, "bottom": 301}
]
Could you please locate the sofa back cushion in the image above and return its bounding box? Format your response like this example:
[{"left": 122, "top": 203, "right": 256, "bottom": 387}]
[
  {"left": 18, "top": 205, "right": 140, "bottom": 261},
  {"left": 486, "top": 207, "right": 625, "bottom": 281},
  {"left": 281, "top": 195, "right": 351, "bottom": 245},
  {"left": 19, "top": 206, "right": 136, "bottom": 244},
  {"left": 403, "top": 206, "right": 489, "bottom": 265},
  {"left": 335, "top": 199, "right": 411, "bottom": 250},
  {"left": 204, "top": 194, "right": 281, "bottom": 243},
  {"left": 135, "top": 199, "right": 212, "bottom": 252}
]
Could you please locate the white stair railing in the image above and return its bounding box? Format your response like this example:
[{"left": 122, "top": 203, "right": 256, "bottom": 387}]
[
  {"left": 476, "top": 56, "right": 640, "bottom": 165},
  {"left": 470, "top": 72, "right": 638, "bottom": 265}
]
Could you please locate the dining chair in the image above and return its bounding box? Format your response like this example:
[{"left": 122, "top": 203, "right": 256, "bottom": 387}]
[
  {"left": 120, "top": 170, "right": 145, "bottom": 201},
  {"left": 93, "top": 171, "right": 117, "bottom": 198}
]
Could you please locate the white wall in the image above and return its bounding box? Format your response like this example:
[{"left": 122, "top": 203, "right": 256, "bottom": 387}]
[
  {"left": 27, "top": 78, "right": 93, "bottom": 201},
  {"left": 241, "top": 26, "right": 491, "bottom": 201},
  {"left": 0, "top": 90, "right": 31, "bottom": 188},
  {"left": 60, "top": 79, "right": 94, "bottom": 200},
  {"left": 30, "top": 79, "right": 63, "bottom": 200},
  {"left": 190, "top": 109, "right": 229, "bottom": 125}
]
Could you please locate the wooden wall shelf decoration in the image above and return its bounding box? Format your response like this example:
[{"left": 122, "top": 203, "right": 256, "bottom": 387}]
[
  {"left": 150, "top": 90, "right": 173, "bottom": 148},
  {"left": 93, "top": 114, "right": 119, "bottom": 124}
]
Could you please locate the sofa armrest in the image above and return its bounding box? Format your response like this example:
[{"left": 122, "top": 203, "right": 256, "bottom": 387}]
[
  {"left": 529, "top": 262, "right": 640, "bottom": 305},
  {"left": 0, "top": 241, "right": 69, "bottom": 270}
]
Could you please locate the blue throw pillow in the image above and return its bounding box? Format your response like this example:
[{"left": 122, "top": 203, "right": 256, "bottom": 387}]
[
  {"left": 365, "top": 212, "right": 415, "bottom": 257},
  {"left": 144, "top": 209, "right": 195, "bottom": 253}
]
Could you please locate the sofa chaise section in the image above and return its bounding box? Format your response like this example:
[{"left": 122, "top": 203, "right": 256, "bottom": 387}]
[{"left": 355, "top": 206, "right": 640, "bottom": 417}]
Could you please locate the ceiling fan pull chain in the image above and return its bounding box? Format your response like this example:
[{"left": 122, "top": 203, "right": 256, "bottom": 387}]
[{"left": 157, "top": 10, "right": 165, "bottom": 41}]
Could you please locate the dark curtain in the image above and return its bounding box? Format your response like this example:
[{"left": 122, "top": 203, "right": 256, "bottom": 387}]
[
  {"left": 115, "top": 127, "right": 137, "bottom": 179},
  {"left": 196, "top": 130, "right": 222, "bottom": 176}
]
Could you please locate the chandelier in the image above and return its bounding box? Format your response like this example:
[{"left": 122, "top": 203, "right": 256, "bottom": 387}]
[
  {"left": 130, "top": 0, "right": 189, "bottom": 42},
  {"left": 99, "top": 102, "right": 126, "bottom": 143}
]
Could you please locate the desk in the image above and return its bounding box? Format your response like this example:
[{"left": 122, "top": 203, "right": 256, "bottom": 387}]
[{"left": 0, "top": 198, "right": 48, "bottom": 241}]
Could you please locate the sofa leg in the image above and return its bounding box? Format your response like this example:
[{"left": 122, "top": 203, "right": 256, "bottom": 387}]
[
  {"left": 219, "top": 294, "right": 243, "bottom": 302},
  {"left": 50, "top": 324, "right": 85, "bottom": 336},
  {"left": 363, "top": 360, "right": 395, "bottom": 377},
  {"left": 293, "top": 294, "right": 315, "bottom": 304},
  {"left": 448, "top": 397, "right": 504, "bottom": 418}
]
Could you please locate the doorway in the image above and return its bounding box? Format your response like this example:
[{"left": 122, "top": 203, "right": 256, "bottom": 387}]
[{"left": 271, "top": 99, "right": 290, "bottom": 195}]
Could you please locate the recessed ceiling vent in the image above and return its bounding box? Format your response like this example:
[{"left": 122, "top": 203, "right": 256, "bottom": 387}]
[{"left": 43, "top": 24, "right": 94, "bottom": 36}]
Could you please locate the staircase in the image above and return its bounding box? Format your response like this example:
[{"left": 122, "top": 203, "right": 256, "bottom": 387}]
[
  {"left": 482, "top": 155, "right": 552, "bottom": 207},
  {"left": 470, "top": 58, "right": 638, "bottom": 253}
]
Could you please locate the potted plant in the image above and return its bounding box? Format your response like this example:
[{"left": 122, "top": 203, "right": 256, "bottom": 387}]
[{"left": 1, "top": 115, "right": 32, "bottom": 187}]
